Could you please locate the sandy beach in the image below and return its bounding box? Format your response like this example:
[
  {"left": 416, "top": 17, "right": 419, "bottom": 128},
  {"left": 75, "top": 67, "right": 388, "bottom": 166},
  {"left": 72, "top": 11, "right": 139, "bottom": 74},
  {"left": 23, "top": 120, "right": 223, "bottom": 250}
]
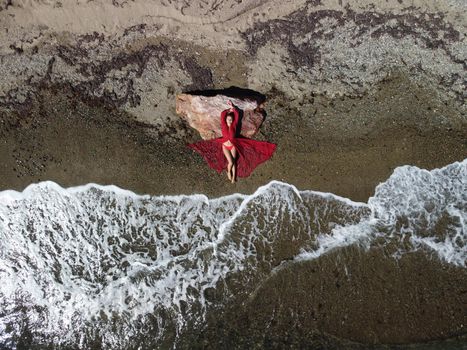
[
  {"left": 0, "top": 0, "right": 466, "bottom": 349},
  {"left": 1, "top": 73, "right": 465, "bottom": 202}
]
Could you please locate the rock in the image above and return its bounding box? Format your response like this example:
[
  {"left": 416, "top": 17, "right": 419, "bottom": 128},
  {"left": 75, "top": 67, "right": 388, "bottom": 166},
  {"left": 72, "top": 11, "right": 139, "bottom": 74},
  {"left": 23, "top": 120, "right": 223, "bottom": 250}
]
[{"left": 176, "top": 93, "right": 265, "bottom": 140}]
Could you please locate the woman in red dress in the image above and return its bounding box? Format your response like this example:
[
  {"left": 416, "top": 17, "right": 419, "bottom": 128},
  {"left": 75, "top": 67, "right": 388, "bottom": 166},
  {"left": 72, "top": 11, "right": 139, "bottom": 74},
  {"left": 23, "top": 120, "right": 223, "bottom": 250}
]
[{"left": 188, "top": 100, "right": 276, "bottom": 183}]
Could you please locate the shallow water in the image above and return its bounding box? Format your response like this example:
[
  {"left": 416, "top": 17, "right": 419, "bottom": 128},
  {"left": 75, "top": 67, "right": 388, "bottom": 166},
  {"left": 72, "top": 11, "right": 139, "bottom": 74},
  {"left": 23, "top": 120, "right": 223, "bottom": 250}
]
[{"left": 0, "top": 159, "right": 465, "bottom": 349}]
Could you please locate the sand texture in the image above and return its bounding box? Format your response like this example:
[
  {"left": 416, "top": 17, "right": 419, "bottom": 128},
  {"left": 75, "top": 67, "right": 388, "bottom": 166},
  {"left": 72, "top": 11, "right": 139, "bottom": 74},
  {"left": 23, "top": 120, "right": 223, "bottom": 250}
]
[
  {"left": 0, "top": 0, "right": 466, "bottom": 348},
  {"left": 0, "top": 0, "right": 465, "bottom": 128}
]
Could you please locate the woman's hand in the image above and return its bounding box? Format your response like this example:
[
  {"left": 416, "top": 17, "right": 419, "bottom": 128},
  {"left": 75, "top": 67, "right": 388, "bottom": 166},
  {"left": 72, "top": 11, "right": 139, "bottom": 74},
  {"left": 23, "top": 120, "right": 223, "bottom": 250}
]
[{"left": 227, "top": 100, "right": 234, "bottom": 110}]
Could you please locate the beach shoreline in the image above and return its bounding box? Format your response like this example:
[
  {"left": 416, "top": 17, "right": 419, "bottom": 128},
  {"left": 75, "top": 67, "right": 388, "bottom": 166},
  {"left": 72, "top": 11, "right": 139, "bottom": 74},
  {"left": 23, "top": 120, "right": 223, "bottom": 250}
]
[
  {"left": 1, "top": 75, "right": 466, "bottom": 350},
  {"left": 1, "top": 73, "right": 465, "bottom": 203},
  {"left": 0, "top": 0, "right": 466, "bottom": 347}
]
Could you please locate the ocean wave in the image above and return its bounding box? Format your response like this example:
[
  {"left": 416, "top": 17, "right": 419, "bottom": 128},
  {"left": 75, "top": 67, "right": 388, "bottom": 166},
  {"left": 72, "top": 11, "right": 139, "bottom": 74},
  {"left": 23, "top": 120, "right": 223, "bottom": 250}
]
[{"left": 0, "top": 159, "right": 465, "bottom": 348}]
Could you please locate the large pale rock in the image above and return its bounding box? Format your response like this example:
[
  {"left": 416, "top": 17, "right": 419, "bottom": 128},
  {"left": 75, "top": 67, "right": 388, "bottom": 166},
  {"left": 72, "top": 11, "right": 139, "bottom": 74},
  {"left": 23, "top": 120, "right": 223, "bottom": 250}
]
[{"left": 176, "top": 94, "right": 265, "bottom": 140}]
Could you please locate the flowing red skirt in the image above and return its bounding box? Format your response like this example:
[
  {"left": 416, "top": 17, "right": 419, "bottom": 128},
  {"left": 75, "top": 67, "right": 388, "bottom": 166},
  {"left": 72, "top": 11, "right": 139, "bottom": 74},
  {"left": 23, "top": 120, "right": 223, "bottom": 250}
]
[{"left": 188, "top": 138, "right": 276, "bottom": 178}]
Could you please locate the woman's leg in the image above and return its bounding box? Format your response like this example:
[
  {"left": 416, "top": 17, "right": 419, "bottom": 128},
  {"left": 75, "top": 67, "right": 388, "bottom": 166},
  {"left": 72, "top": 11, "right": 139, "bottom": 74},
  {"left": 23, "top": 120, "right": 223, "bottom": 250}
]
[
  {"left": 222, "top": 145, "right": 234, "bottom": 181},
  {"left": 231, "top": 147, "right": 237, "bottom": 183}
]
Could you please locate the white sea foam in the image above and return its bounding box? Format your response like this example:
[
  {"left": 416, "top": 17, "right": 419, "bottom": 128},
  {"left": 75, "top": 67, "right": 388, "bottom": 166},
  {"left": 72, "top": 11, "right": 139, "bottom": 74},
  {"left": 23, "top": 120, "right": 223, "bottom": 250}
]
[
  {"left": 0, "top": 160, "right": 465, "bottom": 348},
  {"left": 0, "top": 180, "right": 321, "bottom": 348},
  {"left": 370, "top": 159, "right": 466, "bottom": 265},
  {"left": 297, "top": 159, "right": 466, "bottom": 266}
]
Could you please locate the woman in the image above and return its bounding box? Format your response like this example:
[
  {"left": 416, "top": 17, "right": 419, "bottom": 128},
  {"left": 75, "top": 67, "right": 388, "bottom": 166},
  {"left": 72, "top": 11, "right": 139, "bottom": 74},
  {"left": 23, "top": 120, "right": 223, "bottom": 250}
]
[
  {"left": 188, "top": 100, "right": 276, "bottom": 183},
  {"left": 221, "top": 101, "right": 239, "bottom": 182}
]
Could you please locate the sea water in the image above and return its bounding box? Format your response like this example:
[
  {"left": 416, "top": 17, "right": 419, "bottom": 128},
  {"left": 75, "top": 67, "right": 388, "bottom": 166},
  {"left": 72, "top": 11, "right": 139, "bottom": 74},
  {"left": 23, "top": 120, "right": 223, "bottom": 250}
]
[{"left": 0, "top": 160, "right": 465, "bottom": 349}]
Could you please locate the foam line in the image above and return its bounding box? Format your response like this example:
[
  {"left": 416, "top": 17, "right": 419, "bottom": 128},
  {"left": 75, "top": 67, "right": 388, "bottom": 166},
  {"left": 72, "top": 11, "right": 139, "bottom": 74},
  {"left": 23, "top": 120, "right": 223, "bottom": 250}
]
[{"left": 0, "top": 159, "right": 465, "bottom": 349}]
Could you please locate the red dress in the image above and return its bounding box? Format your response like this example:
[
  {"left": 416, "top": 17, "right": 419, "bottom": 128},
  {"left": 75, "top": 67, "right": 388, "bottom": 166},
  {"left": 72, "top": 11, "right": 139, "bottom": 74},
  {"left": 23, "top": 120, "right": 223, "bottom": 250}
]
[{"left": 188, "top": 108, "right": 276, "bottom": 177}]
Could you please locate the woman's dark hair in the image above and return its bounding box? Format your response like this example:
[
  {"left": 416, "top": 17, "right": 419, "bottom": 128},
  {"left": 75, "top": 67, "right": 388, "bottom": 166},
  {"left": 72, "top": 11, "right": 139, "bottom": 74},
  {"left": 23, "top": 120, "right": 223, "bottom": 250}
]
[{"left": 226, "top": 111, "right": 234, "bottom": 119}]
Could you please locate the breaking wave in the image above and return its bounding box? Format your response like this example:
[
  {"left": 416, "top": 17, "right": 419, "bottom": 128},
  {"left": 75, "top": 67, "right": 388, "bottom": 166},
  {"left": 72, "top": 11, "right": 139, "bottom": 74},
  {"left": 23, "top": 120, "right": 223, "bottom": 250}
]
[{"left": 0, "top": 159, "right": 465, "bottom": 349}]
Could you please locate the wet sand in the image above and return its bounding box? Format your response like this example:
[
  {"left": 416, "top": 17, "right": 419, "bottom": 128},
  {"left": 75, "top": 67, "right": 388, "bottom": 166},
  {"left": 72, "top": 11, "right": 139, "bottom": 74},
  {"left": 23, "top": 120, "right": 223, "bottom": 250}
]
[
  {"left": 188, "top": 247, "right": 467, "bottom": 349},
  {"left": 1, "top": 75, "right": 465, "bottom": 203}
]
